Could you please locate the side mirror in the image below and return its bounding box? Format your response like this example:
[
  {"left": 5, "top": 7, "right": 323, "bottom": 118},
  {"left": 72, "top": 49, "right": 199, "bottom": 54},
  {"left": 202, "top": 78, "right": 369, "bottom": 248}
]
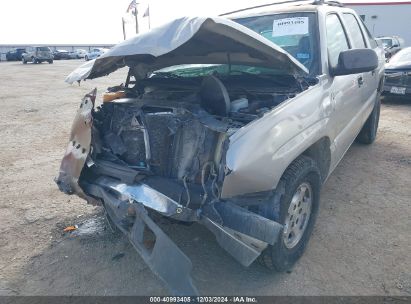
[
  {"left": 330, "top": 49, "right": 378, "bottom": 77},
  {"left": 391, "top": 44, "right": 399, "bottom": 48}
]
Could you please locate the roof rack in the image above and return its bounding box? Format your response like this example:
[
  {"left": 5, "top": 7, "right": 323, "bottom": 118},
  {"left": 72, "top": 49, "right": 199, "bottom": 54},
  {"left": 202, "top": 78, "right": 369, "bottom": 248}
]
[{"left": 219, "top": 0, "right": 344, "bottom": 16}]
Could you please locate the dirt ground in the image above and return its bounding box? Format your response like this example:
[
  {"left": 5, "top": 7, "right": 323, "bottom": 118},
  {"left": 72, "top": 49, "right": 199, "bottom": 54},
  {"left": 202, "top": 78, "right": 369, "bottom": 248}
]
[{"left": 0, "top": 60, "right": 410, "bottom": 296}]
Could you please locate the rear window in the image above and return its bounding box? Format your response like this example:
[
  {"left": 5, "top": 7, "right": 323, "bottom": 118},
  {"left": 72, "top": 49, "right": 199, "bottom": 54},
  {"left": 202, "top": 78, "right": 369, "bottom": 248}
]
[
  {"left": 359, "top": 18, "right": 377, "bottom": 48},
  {"left": 234, "top": 12, "right": 320, "bottom": 75},
  {"left": 342, "top": 13, "right": 366, "bottom": 48}
]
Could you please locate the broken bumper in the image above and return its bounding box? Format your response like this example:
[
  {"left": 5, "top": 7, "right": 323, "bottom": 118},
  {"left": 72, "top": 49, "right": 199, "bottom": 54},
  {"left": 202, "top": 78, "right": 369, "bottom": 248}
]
[{"left": 81, "top": 177, "right": 283, "bottom": 295}]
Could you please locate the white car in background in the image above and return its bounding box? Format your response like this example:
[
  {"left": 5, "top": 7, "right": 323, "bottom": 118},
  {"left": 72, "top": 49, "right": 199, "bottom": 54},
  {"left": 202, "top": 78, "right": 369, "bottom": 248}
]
[
  {"left": 74, "top": 49, "right": 87, "bottom": 59},
  {"left": 376, "top": 36, "right": 405, "bottom": 59},
  {"left": 84, "top": 48, "right": 108, "bottom": 61}
]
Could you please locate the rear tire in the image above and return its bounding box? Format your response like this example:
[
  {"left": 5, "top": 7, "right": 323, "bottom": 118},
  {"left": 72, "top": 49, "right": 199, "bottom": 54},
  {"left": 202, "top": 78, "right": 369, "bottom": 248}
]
[
  {"left": 260, "top": 155, "right": 321, "bottom": 272},
  {"left": 48, "top": 60, "right": 53, "bottom": 64},
  {"left": 85, "top": 55, "right": 88, "bottom": 61},
  {"left": 356, "top": 92, "right": 381, "bottom": 144}
]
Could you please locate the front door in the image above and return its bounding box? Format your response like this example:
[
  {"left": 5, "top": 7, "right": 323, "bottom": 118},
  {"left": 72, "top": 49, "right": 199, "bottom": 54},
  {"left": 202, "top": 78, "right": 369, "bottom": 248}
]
[{"left": 325, "top": 13, "right": 364, "bottom": 170}]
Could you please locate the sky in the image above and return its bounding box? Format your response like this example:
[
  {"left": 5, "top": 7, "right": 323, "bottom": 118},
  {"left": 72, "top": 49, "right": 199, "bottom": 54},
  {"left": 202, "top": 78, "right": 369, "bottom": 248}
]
[
  {"left": 0, "top": 0, "right": 404, "bottom": 44},
  {"left": 0, "top": 0, "right": 265, "bottom": 44}
]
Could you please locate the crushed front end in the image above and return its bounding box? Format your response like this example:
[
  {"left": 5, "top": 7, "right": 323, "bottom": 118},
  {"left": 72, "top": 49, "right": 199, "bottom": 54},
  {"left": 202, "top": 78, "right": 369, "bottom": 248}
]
[
  {"left": 54, "top": 16, "right": 314, "bottom": 295},
  {"left": 55, "top": 76, "right": 287, "bottom": 294},
  {"left": 56, "top": 72, "right": 294, "bottom": 295}
]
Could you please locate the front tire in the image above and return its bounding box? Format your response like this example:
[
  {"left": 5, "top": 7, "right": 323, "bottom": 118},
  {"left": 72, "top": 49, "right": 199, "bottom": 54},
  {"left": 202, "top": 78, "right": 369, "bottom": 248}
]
[
  {"left": 85, "top": 55, "right": 88, "bottom": 61},
  {"left": 22, "top": 58, "right": 27, "bottom": 64},
  {"left": 48, "top": 60, "right": 53, "bottom": 64},
  {"left": 356, "top": 92, "right": 381, "bottom": 144},
  {"left": 260, "top": 155, "right": 321, "bottom": 272}
]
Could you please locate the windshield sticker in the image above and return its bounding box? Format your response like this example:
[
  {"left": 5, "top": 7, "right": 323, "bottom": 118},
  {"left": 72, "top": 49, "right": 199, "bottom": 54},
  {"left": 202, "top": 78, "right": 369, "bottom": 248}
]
[
  {"left": 297, "top": 53, "right": 310, "bottom": 59},
  {"left": 272, "top": 17, "right": 309, "bottom": 37}
]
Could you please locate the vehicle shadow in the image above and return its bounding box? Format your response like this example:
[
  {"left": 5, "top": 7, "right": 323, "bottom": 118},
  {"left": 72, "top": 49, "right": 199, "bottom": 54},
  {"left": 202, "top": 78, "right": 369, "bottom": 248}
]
[
  {"left": 13, "top": 132, "right": 411, "bottom": 296},
  {"left": 14, "top": 212, "right": 285, "bottom": 296}
]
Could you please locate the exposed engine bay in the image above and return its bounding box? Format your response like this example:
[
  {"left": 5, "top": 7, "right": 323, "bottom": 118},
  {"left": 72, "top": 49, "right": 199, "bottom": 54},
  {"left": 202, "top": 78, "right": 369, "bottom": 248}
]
[{"left": 84, "top": 72, "right": 303, "bottom": 208}]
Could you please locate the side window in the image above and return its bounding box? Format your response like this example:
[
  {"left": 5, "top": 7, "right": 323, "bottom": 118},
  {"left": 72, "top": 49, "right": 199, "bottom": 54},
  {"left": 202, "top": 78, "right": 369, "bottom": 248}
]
[
  {"left": 326, "top": 14, "right": 349, "bottom": 68},
  {"left": 342, "top": 13, "right": 366, "bottom": 48},
  {"left": 393, "top": 38, "right": 399, "bottom": 47}
]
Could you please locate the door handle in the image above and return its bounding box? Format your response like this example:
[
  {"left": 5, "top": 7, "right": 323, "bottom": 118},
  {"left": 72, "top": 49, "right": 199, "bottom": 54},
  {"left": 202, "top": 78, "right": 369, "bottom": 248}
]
[{"left": 357, "top": 76, "right": 364, "bottom": 87}]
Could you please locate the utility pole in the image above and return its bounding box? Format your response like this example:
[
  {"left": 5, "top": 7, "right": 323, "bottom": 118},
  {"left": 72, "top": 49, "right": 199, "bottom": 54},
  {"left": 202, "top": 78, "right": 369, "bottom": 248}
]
[
  {"left": 122, "top": 18, "right": 126, "bottom": 40},
  {"left": 135, "top": 4, "right": 139, "bottom": 34},
  {"left": 148, "top": 5, "right": 151, "bottom": 29}
]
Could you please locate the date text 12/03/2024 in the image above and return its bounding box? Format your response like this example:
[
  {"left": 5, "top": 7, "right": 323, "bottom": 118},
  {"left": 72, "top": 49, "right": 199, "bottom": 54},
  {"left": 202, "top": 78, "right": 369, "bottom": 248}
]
[{"left": 149, "top": 297, "right": 258, "bottom": 303}]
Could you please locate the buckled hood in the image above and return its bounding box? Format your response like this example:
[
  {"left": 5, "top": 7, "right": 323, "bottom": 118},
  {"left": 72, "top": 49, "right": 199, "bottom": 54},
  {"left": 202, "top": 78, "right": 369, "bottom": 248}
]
[{"left": 66, "top": 16, "right": 308, "bottom": 84}]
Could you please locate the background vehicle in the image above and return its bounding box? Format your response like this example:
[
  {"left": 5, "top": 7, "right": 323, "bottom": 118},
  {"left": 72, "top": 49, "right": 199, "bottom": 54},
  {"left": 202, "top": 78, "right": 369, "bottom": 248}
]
[
  {"left": 52, "top": 49, "right": 71, "bottom": 60},
  {"left": 84, "top": 48, "right": 107, "bottom": 61},
  {"left": 6, "top": 48, "right": 26, "bottom": 61},
  {"left": 22, "top": 46, "right": 53, "bottom": 64},
  {"left": 57, "top": 1, "right": 384, "bottom": 295},
  {"left": 68, "top": 51, "right": 78, "bottom": 59},
  {"left": 377, "top": 36, "right": 404, "bottom": 59},
  {"left": 383, "top": 47, "right": 411, "bottom": 97},
  {"left": 73, "top": 49, "right": 87, "bottom": 59}
]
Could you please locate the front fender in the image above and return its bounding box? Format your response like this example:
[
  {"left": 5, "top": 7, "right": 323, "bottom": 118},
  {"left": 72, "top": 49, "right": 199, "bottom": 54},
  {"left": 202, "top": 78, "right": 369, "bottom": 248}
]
[{"left": 221, "top": 84, "right": 329, "bottom": 198}]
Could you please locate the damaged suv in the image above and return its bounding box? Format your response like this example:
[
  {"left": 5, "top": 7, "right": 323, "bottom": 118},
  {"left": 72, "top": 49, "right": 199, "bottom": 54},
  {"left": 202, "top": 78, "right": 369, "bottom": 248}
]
[{"left": 56, "top": 1, "right": 384, "bottom": 295}]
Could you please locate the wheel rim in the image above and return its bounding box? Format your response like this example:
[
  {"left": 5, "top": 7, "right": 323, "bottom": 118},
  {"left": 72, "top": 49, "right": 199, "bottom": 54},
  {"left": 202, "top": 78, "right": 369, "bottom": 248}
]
[{"left": 283, "top": 182, "right": 312, "bottom": 249}]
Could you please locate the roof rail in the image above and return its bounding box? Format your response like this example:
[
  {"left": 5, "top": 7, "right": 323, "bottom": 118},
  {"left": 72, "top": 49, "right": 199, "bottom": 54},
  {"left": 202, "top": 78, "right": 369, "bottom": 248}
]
[
  {"left": 314, "top": 0, "right": 344, "bottom": 7},
  {"left": 219, "top": 0, "right": 344, "bottom": 16}
]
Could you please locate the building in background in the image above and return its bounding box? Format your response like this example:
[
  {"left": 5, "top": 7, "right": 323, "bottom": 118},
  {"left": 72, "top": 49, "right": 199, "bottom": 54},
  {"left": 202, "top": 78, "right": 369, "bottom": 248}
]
[{"left": 344, "top": 0, "right": 411, "bottom": 46}]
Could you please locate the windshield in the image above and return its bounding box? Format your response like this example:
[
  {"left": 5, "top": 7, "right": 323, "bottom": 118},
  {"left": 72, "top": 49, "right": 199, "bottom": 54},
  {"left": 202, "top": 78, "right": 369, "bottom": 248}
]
[
  {"left": 234, "top": 12, "right": 320, "bottom": 75},
  {"left": 153, "top": 63, "right": 289, "bottom": 78},
  {"left": 37, "top": 47, "right": 50, "bottom": 51},
  {"left": 152, "top": 13, "right": 319, "bottom": 79},
  {"left": 381, "top": 39, "right": 392, "bottom": 47}
]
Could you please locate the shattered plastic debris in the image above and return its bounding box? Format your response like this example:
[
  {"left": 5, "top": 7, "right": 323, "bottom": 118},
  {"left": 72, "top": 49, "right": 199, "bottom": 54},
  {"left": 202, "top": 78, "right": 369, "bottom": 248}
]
[{"left": 63, "top": 225, "right": 78, "bottom": 232}]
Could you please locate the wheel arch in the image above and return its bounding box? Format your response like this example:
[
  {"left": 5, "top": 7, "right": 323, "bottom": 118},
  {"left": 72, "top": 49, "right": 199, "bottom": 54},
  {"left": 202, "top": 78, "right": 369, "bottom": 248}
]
[
  {"left": 378, "top": 76, "right": 384, "bottom": 93},
  {"left": 300, "top": 136, "right": 331, "bottom": 183}
]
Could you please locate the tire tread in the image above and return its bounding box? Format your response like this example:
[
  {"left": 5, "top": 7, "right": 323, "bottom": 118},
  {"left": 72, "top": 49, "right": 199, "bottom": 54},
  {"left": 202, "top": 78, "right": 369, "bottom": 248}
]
[{"left": 259, "top": 155, "right": 320, "bottom": 272}]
